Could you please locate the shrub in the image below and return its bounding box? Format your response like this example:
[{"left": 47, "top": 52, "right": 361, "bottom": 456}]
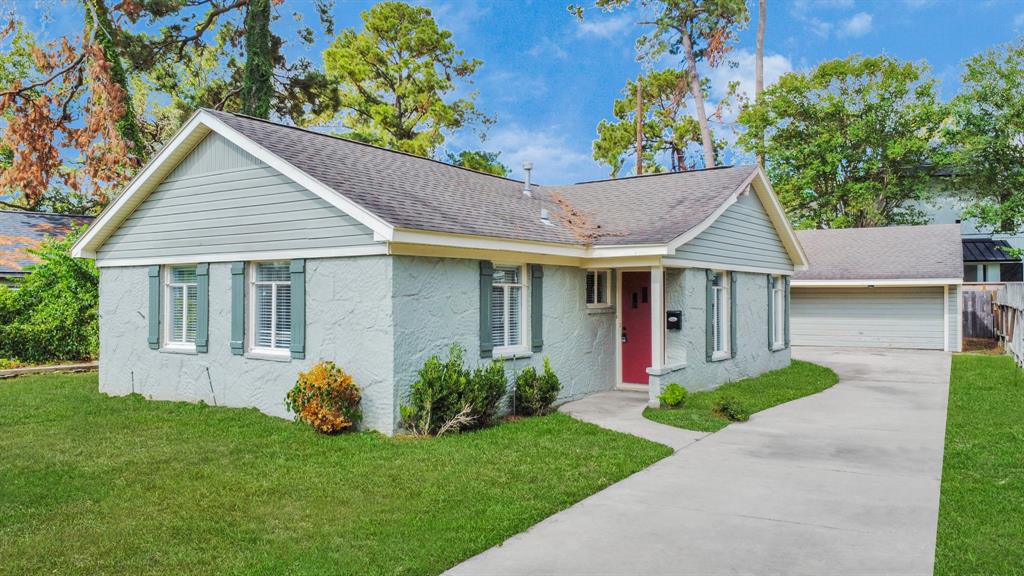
[
  {"left": 400, "top": 343, "right": 508, "bottom": 436},
  {"left": 286, "top": 361, "right": 362, "bottom": 434},
  {"left": 659, "top": 383, "right": 688, "bottom": 408},
  {"left": 714, "top": 395, "right": 751, "bottom": 422},
  {"left": 512, "top": 357, "right": 561, "bottom": 416}
]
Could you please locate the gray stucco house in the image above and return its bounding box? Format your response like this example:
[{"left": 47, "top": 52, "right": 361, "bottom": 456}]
[{"left": 72, "top": 109, "right": 808, "bottom": 434}]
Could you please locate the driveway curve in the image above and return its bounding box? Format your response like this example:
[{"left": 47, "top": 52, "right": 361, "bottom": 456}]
[{"left": 446, "top": 347, "right": 950, "bottom": 576}]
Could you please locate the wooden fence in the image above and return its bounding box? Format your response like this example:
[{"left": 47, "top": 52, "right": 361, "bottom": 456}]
[
  {"left": 995, "top": 283, "right": 1024, "bottom": 366},
  {"left": 963, "top": 288, "right": 997, "bottom": 339}
]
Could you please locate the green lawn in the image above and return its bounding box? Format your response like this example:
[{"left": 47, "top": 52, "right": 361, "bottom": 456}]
[
  {"left": 0, "top": 373, "right": 671, "bottom": 576},
  {"left": 935, "top": 354, "right": 1024, "bottom": 576},
  {"left": 642, "top": 360, "right": 838, "bottom": 432}
]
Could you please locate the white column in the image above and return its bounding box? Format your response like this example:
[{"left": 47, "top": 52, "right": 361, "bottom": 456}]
[{"left": 650, "top": 266, "right": 664, "bottom": 372}]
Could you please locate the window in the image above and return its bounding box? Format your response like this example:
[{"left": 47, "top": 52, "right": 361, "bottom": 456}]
[
  {"left": 585, "top": 269, "right": 610, "bottom": 307},
  {"left": 251, "top": 261, "right": 291, "bottom": 353},
  {"left": 771, "top": 275, "right": 786, "bottom": 348},
  {"left": 491, "top": 265, "right": 526, "bottom": 353},
  {"left": 165, "top": 265, "right": 197, "bottom": 347},
  {"left": 711, "top": 271, "right": 730, "bottom": 358}
]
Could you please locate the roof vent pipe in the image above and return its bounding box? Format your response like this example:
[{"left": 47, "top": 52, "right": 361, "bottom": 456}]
[
  {"left": 540, "top": 207, "right": 551, "bottom": 224},
  {"left": 522, "top": 162, "right": 533, "bottom": 198}
]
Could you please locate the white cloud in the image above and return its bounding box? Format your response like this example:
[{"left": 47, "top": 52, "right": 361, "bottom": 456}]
[
  {"left": 527, "top": 37, "right": 569, "bottom": 61},
  {"left": 706, "top": 50, "right": 795, "bottom": 102},
  {"left": 428, "top": 0, "right": 490, "bottom": 36},
  {"left": 575, "top": 14, "right": 634, "bottom": 39},
  {"left": 1014, "top": 12, "right": 1024, "bottom": 29},
  {"left": 836, "top": 12, "right": 873, "bottom": 38},
  {"left": 486, "top": 125, "right": 594, "bottom": 184}
]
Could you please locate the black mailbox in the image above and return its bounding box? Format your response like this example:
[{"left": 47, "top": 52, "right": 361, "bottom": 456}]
[{"left": 666, "top": 310, "right": 682, "bottom": 330}]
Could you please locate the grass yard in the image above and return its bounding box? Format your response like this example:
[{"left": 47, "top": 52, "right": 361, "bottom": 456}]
[
  {"left": 642, "top": 360, "right": 838, "bottom": 432},
  {"left": 0, "top": 373, "right": 671, "bottom": 576},
  {"left": 934, "top": 354, "right": 1024, "bottom": 576}
]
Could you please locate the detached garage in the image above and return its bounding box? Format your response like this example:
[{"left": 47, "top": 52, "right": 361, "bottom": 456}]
[{"left": 792, "top": 225, "right": 963, "bottom": 352}]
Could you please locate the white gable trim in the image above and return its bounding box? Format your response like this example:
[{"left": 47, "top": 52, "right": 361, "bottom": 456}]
[
  {"left": 72, "top": 110, "right": 394, "bottom": 259},
  {"left": 664, "top": 167, "right": 808, "bottom": 270}
]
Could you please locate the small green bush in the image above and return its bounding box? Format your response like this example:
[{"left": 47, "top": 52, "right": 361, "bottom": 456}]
[
  {"left": 400, "top": 343, "right": 508, "bottom": 436},
  {"left": 714, "top": 395, "right": 751, "bottom": 422},
  {"left": 513, "top": 357, "right": 561, "bottom": 416},
  {"left": 659, "top": 383, "right": 688, "bottom": 408}
]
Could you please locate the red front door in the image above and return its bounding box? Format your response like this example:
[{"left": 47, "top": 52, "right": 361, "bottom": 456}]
[{"left": 621, "top": 272, "right": 652, "bottom": 385}]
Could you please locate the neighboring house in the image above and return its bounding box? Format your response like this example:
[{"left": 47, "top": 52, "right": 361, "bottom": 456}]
[
  {"left": 790, "top": 224, "right": 963, "bottom": 351},
  {"left": 921, "top": 193, "right": 1023, "bottom": 282},
  {"left": 0, "top": 210, "right": 94, "bottom": 287},
  {"left": 71, "top": 109, "right": 807, "bottom": 434}
]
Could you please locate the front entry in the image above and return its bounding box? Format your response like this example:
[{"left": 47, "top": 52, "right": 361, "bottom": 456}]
[{"left": 621, "top": 271, "right": 652, "bottom": 385}]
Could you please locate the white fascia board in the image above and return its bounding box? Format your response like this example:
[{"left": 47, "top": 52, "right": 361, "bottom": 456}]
[
  {"left": 73, "top": 110, "right": 395, "bottom": 259},
  {"left": 587, "top": 244, "right": 671, "bottom": 258},
  {"left": 95, "top": 244, "right": 388, "bottom": 268},
  {"left": 792, "top": 278, "right": 964, "bottom": 287},
  {"left": 751, "top": 167, "right": 809, "bottom": 269},
  {"left": 665, "top": 190, "right": 743, "bottom": 252},
  {"left": 661, "top": 257, "right": 794, "bottom": 276},
  {"left": 389, "top": 228, "right": 588, "bottom": 258}
]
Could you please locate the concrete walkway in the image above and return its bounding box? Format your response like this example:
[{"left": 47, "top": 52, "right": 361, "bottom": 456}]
[
  {"left": 447, "top": 348, "right": 951, "bottom": 576},
  {"left": 558, "top": 390, "right": 709, "bottom": 451}
]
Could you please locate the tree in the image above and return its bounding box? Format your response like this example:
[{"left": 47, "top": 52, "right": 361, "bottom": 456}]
[
  {"left": 445, "top": 150, "right": 509, "bottom": 177},
  {"left": 593, "top": 69, "right": 715, "bottom": 177},
  {"left": 572, "top": 0, "right": 748, "bottom": 168},
  {"left": 321, "top": 2, "right": 491, "bottom": 157},
  {"left": 737, "top": 55, "right": 946, "bottom": 229},
  {"left": 944, "top": 39, "right": 1024, "bottom": 236},
  {"left": 754, "top": 0, "right": 765, "bottom": 167},
  {"left": 241, "top": 0, "right": 273, "bottom": 118}
]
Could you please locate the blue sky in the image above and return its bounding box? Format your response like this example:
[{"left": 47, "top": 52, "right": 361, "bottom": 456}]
[{"left": 14, "top": 0, "right": 1024, "bottom": 184}]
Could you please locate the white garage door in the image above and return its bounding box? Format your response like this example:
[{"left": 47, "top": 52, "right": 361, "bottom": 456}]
[{"left": 791, "top": 287, "right": 946, "bottom": 350}]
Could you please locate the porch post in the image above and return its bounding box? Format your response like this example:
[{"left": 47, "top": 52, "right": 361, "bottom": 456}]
[{"left": 649, "top": 266, "right": 664, "bottom": 404}]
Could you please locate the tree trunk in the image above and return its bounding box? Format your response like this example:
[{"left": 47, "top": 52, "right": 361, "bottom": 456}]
[
  {"left": 635, "top": 76, "right": 644, "bottom": 176},
  {"left": 242, "top": 0, "right": 273, "bottom": 118},
  {"left": 84, "top": 0, "right": 146, "bottom": 162},
  {"left": 755, "top": 0, "right": 766, "bottom": 168},
  {"left": 680, "top": 32, "right": 716, "bottom": 168}
]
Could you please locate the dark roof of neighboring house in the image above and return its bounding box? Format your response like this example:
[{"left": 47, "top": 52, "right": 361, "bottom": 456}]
[
  {"left": 794, "top": 224, "right": 963, "bottom": 281},
  {"left": 0, "top": 211, "right": 93, "bottom": 276},
  {"left": 962, "top": 238, "right": 1018, "bottom": 262},
  {"left": 207, "top": 110, "right": 757, "bottom": 246}
]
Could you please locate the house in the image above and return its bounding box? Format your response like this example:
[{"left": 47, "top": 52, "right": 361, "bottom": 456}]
[
  {"left": 71, "top": 109, "right": 807, "bottom": 434},
  {"left": 790, "top": 224, "right": 963, "bottom": 351},
  {"left": 921, "top": 192, "right": 1023, "bottom": 282},
  {"left": 0, "top": 210, "right": 94, "bottom": 287}
]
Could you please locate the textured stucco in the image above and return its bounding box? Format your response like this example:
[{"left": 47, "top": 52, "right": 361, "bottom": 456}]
[
  {"left": 649, "top": 268, "right": 791, "bottom": 403},
  {"left": 391, "top": 256, "right": 617, "bottom": 429},
  {"left": 98, "top": 257, "right": 396, "bottom": 433}
]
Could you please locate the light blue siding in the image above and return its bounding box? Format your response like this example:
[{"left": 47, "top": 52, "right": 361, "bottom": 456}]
[
  {"left": 97, "top": 133, "right": 377, "bottom": 260},
  {"left": 674, "top": 193, "right": 793, "bottom": 270},
  {"left": 948, "top": 285, "right": 961, "bottom": 351},
  {"left": 791, "top": 287, "right": 946, "bottom": 349}
]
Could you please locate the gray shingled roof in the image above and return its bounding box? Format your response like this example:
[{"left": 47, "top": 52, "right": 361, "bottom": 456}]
[
  {"left": 1, "top": 211, "right": 93, "bottom": 276},
  {"left": 207, "top": 110, "right": 756, "bottom": 247},
  {"left": 794, "top": 224, "right": 963, "bottom": 281}
]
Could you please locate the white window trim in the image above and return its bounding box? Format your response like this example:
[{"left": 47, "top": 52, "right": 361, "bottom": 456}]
[
  {"left": 163, "top": 264, "right": 197, "bottom": 351},
  {"left": 492, "top": 263, "right": 530, "bottom": 358},
  {"left": 585, "top": 269, "right": 612, "bottom": 309},
  {"left": 771, "top": 275, "right": 786, "bottom": 350},
  {"left": 248, "top": 261, "right": 292, "bottom": 357},
  {"left": 711, "top": 270, "right": 731, "bottom": 360}
]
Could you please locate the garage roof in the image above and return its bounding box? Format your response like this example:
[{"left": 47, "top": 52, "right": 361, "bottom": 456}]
[{"left": 794, "top": 224, "right": 963, "bottom": 281}]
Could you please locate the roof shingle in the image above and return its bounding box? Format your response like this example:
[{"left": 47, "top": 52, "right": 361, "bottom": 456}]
[
  {"left": 1, "top": 211, "right": 93, "bottom": 275},
  {"left": 794, "top": 224, "right": 963, "bottom": 281}
]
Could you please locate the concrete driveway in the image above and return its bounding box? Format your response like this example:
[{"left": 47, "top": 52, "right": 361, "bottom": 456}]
[{"left": 446, "top": 347, "right": 951, "bottom": 576}]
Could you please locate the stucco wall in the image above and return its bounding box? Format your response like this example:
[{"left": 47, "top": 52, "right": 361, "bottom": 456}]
[
  {"left": 98, "top": 256, "right": 397, "bottom": 433},
  {"left": 650, "top": 268, "right": 791, "bottom": 401},
  {"left": 391, "top": 256, "right": 617, "bottom": 429}
]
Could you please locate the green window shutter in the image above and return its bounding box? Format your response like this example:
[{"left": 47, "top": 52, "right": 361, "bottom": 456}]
[
  {"left": 784, "top": 276, "right": 791, "bottom": 348},
  {"left": 705, "top": 269, "right": 713, "bottom": 362},
  {"left": 531, "top": 264, "right": 544, "bottom": 352},
  {"left": 148, "top": 265, "right": 161, "bottom": 350},
  {"left": 479, "top": 261, "right": 494, "bottom": 358},
  {"left": 230, "top": 262, "right": 245, "bottom": 355},
  {"left": 196, "top": 263, "right": 210, "bottom": 353},
  {"left": 766, "top": 274, "right": 774, "bottom": 351},
  {"left": 290, "top": 259, "right": 306, "bottom": 360},
  {"left": 730, "top": 271, "right": 738, "bottom": 359}
]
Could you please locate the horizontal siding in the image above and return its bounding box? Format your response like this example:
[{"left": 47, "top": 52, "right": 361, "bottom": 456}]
[
  {"left": 949, "top": 286, "right": 961, "bottom": 352},
  {"left": 97, "top": 132, "right": 377, "bottom": 260},
  {"left": 791, "top": 287, "right": 945, "bottom": 349},
  {"left": 675, "top": 193, "right": 793, "bottom": 270}
]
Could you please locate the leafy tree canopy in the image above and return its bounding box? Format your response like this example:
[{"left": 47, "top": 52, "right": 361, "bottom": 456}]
[
  {"left": 738, "top": 55, "right": 946, "bottom": 229},
  {"left": 321, "top": 1, "right": 491, "bottom": 157},
  {"left": 445, "top": 150, "right": 509, "bottom": 177},
  {"left": 944, "top": 38, "right": 1024, "bottom": 235}
]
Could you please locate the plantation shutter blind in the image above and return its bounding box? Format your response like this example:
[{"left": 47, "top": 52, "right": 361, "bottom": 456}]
[
  {"left": 290, "top": 259, "right": 305, "bottom": 359},
  {"left": 729, "top": 271, "right": 738, "bottom": 359},
  {"left": 196, "top": 263, "right": 209, "bottom": 353},
  {"left": 479, "top": 261, "right": 494, "bottom": 358},
  {"left": 531, "top": 264, "right": 543, "bottom": 352},
  {"left": 148, "top": 265, "right": 161, "bottom": 350},
  {"left": 230, "top": 262, "right": 245, "bottom": 355}
]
